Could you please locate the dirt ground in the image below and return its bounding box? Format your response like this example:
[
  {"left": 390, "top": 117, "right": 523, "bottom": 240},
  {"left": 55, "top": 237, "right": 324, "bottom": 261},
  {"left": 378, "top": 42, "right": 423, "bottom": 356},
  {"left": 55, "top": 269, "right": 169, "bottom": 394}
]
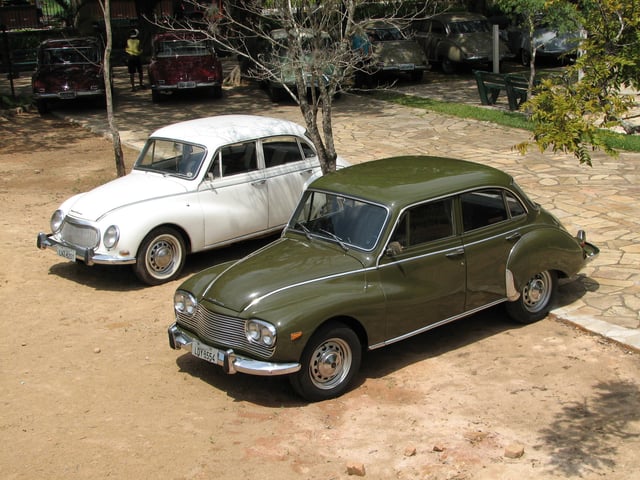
[{"left": 2, "top": 111, "right": 640, "bottom": 480}]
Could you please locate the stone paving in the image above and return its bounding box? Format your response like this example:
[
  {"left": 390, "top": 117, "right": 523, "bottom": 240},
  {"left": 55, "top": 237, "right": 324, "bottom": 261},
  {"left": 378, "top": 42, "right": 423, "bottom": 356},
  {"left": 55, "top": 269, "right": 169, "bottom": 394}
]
[{"left": 3, "top": 66, "right": 639, "bottom": 351}]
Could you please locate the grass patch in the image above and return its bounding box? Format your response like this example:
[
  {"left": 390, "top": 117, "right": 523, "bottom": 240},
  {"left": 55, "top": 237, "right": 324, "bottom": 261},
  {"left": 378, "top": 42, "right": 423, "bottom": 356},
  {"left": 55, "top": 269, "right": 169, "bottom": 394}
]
[{"left": 373, "top": 90, "right": 640, "bottom": 153}]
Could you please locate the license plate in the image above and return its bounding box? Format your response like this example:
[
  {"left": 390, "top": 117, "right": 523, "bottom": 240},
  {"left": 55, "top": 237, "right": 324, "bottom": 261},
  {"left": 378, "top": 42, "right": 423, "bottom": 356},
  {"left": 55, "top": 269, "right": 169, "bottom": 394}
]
[
  {"left": 56, "top": 245, "right": 76, "bottom": 261},
  {"left": 59, "top": 91, "right": 77, "bottom": 99},
  {"left": 178, "top": 81, "right": 196, "bottom": 89},
  {"left": 398, "top": 64, "right": 415, "bottom": 71},
  {"left": 192, "top": 340, "right": 223, "bottom": 365}
]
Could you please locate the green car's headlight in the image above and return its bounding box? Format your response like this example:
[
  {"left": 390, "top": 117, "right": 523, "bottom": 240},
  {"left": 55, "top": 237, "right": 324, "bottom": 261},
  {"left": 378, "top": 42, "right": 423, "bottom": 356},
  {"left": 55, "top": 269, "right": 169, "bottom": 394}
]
[
  {"left": 50, "top": 209, "right": 65, "bottom": 233},
  {"left": 246, "top": 319, "right": 276, "bottom": 347},
  {"left": 174, "top": 291, "right": 197, "bottom": 316}
]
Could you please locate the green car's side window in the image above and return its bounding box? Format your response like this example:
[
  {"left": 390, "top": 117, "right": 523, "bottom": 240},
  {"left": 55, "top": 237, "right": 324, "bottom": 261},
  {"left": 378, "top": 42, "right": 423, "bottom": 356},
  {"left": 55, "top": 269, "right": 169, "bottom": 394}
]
[
  {"left": 461, "top": 189, "right": 526, "bottom": 232},
  {"left": 391, "top": 198, "right": 454, "bottom": 248}
]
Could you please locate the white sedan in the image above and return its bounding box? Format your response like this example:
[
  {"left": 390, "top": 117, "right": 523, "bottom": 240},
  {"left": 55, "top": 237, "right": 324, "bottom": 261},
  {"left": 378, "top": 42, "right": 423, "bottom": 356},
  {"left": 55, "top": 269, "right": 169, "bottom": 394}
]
[{"left": 37, "top": 115, "right": 349, "bottom": 284}]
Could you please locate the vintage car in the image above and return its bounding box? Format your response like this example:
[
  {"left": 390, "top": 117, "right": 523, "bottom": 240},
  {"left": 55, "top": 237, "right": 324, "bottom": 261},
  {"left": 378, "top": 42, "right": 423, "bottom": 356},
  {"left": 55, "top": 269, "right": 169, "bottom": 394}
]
[
  {"left": 36, "top": 115, "right": 349, "bottom": 285},
  {"left": 412, "top": 12, "right": 513, "bottom": 73},
  {"left": 253, "top": 28, "right": 338, "bottom": 102},
  {"left": 31, "top": 37, "right": 106, "bottom": 114},
  {"left": 147, "top": 32, "right": 223, "bottom": 102},
  {"left": 168, "top": 156, "right": 599, "bottom": 401},
  {"left": 352, "top": 20, "right": 429, "bottom": 86}
]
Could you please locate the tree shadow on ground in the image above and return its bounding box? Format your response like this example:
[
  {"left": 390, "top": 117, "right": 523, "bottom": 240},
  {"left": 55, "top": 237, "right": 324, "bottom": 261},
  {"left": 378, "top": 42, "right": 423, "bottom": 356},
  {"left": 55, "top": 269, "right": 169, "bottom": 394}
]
[{"left": 539, "top": 380, "right": 640, "bottom": 477}]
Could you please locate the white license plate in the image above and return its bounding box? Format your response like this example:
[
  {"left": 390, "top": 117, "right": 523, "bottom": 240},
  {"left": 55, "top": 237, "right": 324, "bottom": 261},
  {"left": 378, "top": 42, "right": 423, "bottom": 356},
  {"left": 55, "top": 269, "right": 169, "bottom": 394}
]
[
  {"left": 398, "top": 64, "right": 415, "bottom": 71},
  {"left": 56, "top": 245, "right": 76, "bottom": 261},
  {"left": 192, "top": 340, "right": 223, "bottom": 365},
  {"left": 59, "top": 91, "right": 77, "bottom": 99},
  {"left": 178, "top": 81, "right": 196, "bottom": 89}
]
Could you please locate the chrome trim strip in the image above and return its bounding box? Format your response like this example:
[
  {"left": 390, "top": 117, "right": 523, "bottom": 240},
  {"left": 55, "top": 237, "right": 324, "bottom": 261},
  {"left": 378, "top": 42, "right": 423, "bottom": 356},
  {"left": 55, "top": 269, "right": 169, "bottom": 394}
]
[{"left": 368, "top": 298, "right": 507, "bottom": 350}]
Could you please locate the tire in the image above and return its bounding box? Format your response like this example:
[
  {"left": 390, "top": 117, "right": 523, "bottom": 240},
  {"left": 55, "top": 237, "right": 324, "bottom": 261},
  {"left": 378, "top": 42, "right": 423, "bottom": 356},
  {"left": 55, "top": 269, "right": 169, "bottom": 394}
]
[
  {"left": 290, "top": 322, "right": 362, "bottom": 402},
  {"left": 151, "top": 89, "right": 161, "bottom": 103},
  {"left": 36, "top": 99, "right": 48, "bottom": 114},
  {"left": 410, "top": 70, "right": 423, "bottom": 82},
  {"left": 441, "top": 58, "right": 456, "bottom": 74},
  {"left": 210, "top": 85, "right": 223, "bottom": 99},
  {"left": 134, "top": 227, "right": 186, "bottom": 285},
  {"left": 520, "top": 49, "right": 532, "bottom": 67},
  {"left": 506, "top": 270, "right": 557, "bottom": 324},
  {"left": 267, "top": 83, "right": 283, "bottom": 102}
]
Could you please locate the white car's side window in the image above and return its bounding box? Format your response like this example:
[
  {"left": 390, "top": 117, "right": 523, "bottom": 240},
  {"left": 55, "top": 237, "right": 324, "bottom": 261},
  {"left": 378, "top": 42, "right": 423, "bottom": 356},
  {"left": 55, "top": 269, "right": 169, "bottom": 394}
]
[
  {"left": 210, "top": 141, "right": 258, "bottom": 178},
  {"left": 262, "top": 136, "right": 305, "bottom": 168}
]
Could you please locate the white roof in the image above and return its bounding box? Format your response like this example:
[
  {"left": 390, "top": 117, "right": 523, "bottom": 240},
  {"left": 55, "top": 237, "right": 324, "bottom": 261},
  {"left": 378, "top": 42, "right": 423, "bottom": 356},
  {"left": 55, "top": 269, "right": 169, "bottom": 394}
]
[{"left": 149, "top": 115, "right": 308, "bottom": 150}]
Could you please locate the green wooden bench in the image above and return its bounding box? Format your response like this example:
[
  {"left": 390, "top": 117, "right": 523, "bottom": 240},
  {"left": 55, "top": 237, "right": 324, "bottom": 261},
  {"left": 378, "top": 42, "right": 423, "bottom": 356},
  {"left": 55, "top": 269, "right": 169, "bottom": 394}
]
[{"left": 473, "top": 70, "right": 533, "bottom": 111}]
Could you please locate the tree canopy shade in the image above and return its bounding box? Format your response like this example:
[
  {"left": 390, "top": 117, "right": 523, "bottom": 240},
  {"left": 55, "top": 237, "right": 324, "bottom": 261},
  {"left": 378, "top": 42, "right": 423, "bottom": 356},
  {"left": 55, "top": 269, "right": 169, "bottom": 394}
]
[{"left": 514, "top": 0, "right": 640, "bottom": 165}]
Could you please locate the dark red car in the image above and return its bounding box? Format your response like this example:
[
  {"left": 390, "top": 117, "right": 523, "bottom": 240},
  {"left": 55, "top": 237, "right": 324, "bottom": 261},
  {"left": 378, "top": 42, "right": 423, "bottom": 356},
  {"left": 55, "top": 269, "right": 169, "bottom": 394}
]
[
  {"left": 31, "top": 37, "right": 106, "bottom": 114},
  {"left": 148, "top": 32, "right": 223, "bottom": 102}
]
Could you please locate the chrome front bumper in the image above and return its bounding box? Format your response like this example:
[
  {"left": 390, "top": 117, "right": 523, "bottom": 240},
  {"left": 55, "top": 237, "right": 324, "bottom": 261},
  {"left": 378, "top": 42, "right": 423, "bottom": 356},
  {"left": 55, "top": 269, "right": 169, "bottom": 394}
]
[
  {"left": 36, "top": 232, "right": 136, "bottom": 266},
  {"left": 168, "top": 323, "right": 301, "bottom": 376}
]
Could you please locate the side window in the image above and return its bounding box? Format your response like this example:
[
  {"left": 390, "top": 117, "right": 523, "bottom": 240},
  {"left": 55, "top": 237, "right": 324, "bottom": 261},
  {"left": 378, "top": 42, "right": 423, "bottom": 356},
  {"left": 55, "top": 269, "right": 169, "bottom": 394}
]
[
  {"left": 300, "top": 140, "right": 316, "bottom": 159},
  {"left": 461, "top": 189, "right": 509, "bottom": 232},
  {"left": 212, "top": 141, "right": 257, "bottom": 177},
  {"left": 390, "top": 198, "right": 453, "bottom": 248},
  {"left": 506, "top": 191, "right": 526, "bottom": 217},
  {"left": 432, "top": 21, "right": 445, "bottom": 35},
  {"left": 263, "top": 136, "right": 304, "bottom": 167}
]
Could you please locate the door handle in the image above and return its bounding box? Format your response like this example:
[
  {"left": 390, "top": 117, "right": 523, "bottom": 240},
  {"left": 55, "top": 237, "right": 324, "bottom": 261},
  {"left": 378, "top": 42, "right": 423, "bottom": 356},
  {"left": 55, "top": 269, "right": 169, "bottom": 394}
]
[
  {"left": 251, "top": 179, "right": 266, "bottom": 186},
  {"left": 445, "top": 248, "right": 465, "bottom": 259},
  {"left": 300, "top": 168, "right": 313, "bottom": 176},
  {"left": 506, "top": 233, "right": 521, "bottom": 242}
]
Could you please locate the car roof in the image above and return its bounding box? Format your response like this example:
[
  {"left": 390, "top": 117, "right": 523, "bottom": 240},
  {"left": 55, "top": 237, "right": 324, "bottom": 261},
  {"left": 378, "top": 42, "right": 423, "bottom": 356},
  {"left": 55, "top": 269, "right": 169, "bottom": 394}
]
[
  {"left": 433, "top": 12, "right": 489, "bottom": 23},
  {"left": 310, "top": 156, "right": 516, "bottom": 208},
  {"left": 149, "top": 115, "right": 309, "bottom": 150},
  {"left": 40, "top": 37, "right": 100, "bottom": 48}
]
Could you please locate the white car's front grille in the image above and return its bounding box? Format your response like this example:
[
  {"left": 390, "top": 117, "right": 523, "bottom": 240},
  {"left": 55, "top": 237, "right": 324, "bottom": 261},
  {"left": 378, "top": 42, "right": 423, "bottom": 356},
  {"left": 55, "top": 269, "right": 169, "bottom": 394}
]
[
  {"left": 60, "top": 220, "right": 99, "bottom": 249},
  {"left": 177, "top": 306, "right": 275, "bottom": 359}
]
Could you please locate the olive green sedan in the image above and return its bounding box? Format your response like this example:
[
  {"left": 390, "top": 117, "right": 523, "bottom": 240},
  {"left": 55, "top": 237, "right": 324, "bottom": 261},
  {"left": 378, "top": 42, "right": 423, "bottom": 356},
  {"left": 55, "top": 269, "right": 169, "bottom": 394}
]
[{"left": 168, "top": 156, "right": 599, "bottom": 401}]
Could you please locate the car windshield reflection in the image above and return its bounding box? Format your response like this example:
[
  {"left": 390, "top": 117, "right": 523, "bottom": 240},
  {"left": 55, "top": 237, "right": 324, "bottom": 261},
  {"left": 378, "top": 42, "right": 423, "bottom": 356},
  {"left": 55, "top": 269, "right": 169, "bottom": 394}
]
[
  {"left": 289, "top": 191, "right": 388, "bottom": 251},
  {"left": 134, "top": 139, "right": 206, "bottom": 179}
]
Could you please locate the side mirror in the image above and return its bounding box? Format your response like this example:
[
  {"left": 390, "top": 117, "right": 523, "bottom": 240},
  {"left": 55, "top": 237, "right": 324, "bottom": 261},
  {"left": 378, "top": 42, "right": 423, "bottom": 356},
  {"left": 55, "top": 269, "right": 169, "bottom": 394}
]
[{"left": 386, "top": 241, "right": 403, "bottom": 257}]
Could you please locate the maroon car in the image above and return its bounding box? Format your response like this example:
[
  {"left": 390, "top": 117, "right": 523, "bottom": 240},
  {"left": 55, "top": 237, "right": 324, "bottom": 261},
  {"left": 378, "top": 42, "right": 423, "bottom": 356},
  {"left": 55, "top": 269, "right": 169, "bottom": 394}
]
[
  {"left": 148, "top": 32, "right": 223, "bottom": 103},
  {"left": 31, "top": 37, "right": 106, "bottom": 114}
]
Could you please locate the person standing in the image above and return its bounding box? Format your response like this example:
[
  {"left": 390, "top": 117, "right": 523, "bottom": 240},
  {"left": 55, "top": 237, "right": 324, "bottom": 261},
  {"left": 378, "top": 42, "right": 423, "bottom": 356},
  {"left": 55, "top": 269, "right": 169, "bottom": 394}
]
[{"left": 126, "top": 28, "right": 144, "bottom": 91}]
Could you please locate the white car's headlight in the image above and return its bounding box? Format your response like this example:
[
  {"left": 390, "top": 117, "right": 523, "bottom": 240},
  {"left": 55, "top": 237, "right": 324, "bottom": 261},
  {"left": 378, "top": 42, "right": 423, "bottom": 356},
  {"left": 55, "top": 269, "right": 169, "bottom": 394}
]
[
  {"left": 246, "top": 319, "right": 276, "bottom": 347},
  {"left": 103, "top": 225, "right": 119, "bottom": 249},
  {"left": 50, "top": 210, "right": 64, "bottom": 233},
  {"left": 174, "top": 291, "right": 197, "bottom": 316}
]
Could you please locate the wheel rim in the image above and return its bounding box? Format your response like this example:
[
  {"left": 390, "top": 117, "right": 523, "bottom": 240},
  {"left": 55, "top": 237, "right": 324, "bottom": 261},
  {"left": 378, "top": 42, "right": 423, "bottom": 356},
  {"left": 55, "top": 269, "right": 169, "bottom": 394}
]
[
  {"left": 309, "top": 338, "right": 352, "bottom": 391},
  {"left": 145, "top": 234, "right": 182, "bottom": 280},
  {"left": 521, "top": 271, "right": 552, "bottom": 313}
]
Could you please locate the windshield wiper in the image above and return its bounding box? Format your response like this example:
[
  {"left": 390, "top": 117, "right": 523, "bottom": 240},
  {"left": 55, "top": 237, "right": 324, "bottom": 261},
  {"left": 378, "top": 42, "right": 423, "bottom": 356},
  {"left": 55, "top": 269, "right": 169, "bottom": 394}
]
[
  {"left": 319, "top": 229, "right": 349, "bottom": 252},
  {"left": 294, "top": 221, "right": 313, "bottom": 241}
]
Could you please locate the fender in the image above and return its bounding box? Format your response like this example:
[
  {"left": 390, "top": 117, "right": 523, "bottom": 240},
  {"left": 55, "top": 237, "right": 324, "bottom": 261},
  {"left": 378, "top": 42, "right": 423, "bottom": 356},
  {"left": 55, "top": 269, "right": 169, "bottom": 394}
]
[{"left": 507, "top": 227, "right": 584, "bottom": 292}]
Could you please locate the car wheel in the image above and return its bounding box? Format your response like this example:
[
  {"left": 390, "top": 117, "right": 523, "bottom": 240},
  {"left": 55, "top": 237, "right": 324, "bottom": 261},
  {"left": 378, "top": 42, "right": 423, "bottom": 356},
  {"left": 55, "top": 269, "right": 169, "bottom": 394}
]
[
  {"left": 267, "top": 83, "right": 283, "bottom": 102},
  {"left": 441, "top": 58, "right": 457, "bottom": 74},
  {"left": 210, "top": 86, "right": 223, "bottom": 99},
  {"left": 151, "top": 89, "right": 162, "bottom": 103},
  {"left": 36, "top": 99, "right": 48, "bottom": 114},
  {"left": 410, "top": 70, "right": 423, "bottom": 82},
  {"left": 521, "top": 49, "right": 532, "bottom": 67},
  {"left": 290, "top": 322, "right": 361, "bottom": 402},
  {"left": 506, "top": 270, "right": 557, "bottom": 324},
  {"left": 134, "top": 227, "right": 186, "bottom": 285}
]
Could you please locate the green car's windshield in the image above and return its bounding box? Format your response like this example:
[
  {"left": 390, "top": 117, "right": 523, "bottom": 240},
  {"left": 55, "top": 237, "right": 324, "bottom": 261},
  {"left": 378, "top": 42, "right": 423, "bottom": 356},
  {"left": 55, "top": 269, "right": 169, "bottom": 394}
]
[
  {"left": 134, "top": 138, "right": 206, "bottom": 179},
  {"left": 289, "top": 191, "right": 388, "bottom": 251}
]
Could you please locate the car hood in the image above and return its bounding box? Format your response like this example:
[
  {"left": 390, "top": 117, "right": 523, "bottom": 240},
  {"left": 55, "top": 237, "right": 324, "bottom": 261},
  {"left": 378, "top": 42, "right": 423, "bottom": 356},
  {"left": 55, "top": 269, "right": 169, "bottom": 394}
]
[
  {"left": 452, "top": 33, "right": 497, "bottom": 54},
  {"left": 65, "top": 172, "right": 188, "bottom": 221},
  {"left": 373, "top": 40, "right": 426, "bottom": 63},
  {"left": 200, "top": 236, "right": 365, "bottom": 313}
]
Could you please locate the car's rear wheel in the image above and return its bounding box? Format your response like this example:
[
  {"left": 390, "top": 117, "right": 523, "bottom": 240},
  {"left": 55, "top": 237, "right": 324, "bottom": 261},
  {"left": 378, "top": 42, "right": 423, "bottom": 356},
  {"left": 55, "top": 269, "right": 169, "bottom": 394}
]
[
  {"left": 151, "top": 89, "right": 162, "bottom": 103},
  {"left": 134, "top": 227, "right": 186, "bottom": 285},
  {"left": 290, "top": 322, "right": 361, "bottom": 402},
  {"left": 506, "top": 270, "right": 557, "bottom": 324},
  {"left": 36, "top": 99, "right": 48, "bottom": 114},
  {"left": 410, "top": 70, "right": 423, "bottom": 82},
  {"left": 210, "top": 86, "right": 223, "bottom": 99}
]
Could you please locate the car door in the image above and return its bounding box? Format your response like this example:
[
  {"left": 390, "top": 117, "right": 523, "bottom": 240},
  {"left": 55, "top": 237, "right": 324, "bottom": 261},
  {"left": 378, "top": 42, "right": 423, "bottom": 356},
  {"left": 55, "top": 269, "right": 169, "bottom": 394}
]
[
  {"left": 377, "top": 197, "right": 466, "bottom": 342},
  {"left": 199, "top": 140, "right": 269, "bottom": 247},
  {"left": 459, "top": 188, "right": 528, "bottom": 310},
  {"left": 260, "top": 135, "right": 317, "bottom": 228}
]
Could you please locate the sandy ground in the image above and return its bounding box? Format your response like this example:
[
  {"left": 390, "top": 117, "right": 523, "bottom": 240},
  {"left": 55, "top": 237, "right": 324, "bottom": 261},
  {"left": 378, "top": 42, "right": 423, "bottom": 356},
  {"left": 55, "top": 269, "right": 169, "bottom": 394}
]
[{"left": 1, "top": 111, "right": 640, "bottom": 480}]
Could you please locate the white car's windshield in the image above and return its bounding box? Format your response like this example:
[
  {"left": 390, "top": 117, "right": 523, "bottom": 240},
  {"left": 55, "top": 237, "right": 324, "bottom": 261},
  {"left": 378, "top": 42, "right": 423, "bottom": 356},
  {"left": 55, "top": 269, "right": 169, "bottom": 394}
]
[
  {"left": 289, "top": 191, "right": 388, "bottom": 251},
  {"left": 134, "top": 139, "right": 206, "bottom": 179}
]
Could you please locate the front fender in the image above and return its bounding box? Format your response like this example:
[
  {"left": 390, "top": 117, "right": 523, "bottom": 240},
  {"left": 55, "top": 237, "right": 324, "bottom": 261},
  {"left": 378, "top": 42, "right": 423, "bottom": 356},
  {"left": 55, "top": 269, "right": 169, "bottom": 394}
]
[{"left": 507, "top": 228, "right": 584, "bottom": 291}]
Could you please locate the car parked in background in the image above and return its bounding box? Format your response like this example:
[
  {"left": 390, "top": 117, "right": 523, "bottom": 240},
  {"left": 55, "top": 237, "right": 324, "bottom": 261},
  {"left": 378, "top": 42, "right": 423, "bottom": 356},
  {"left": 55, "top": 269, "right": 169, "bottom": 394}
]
[
  {"left": 31, "top": 37, "right": 106, "bottom": 114},
  {"left": 168, "top": 156, "right": 599, "bottom": 401},
  {"left": 506, "top": 15, "right": 581, "bottom": 66},
  {"left": 412, "top": 12, "right": 513, "bottom": 73},
  {"left": 148, "top": 32, "right": 223, "bottom": 102},
  {"left": 36, "top": 115, "right": 350, "bottom": 285},
  {"left": 352, "top": 20, "right": 429, "bottom": 86}
]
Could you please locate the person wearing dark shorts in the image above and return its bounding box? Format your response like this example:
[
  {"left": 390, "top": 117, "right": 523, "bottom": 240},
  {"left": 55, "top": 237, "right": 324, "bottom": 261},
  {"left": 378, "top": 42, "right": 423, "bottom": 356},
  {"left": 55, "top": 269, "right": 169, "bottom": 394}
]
[{"left": 126, "top": 29, "right": 144, "bottom": 91}]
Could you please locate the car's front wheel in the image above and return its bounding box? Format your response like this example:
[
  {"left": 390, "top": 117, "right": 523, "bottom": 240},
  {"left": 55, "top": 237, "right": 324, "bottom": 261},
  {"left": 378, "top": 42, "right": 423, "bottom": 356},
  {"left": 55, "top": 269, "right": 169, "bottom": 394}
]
[
  {"left": 441, "top": 58, "right": 457, "bottom": 74},
  {"left": 290, "top": 322, "right": 362, "bottom": 402},
  {"left": 134, "top": 227, "right": 186, "bottom": 285},
  {"left": 506, "top": 270, "right": 557, "bottom": 324}
]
